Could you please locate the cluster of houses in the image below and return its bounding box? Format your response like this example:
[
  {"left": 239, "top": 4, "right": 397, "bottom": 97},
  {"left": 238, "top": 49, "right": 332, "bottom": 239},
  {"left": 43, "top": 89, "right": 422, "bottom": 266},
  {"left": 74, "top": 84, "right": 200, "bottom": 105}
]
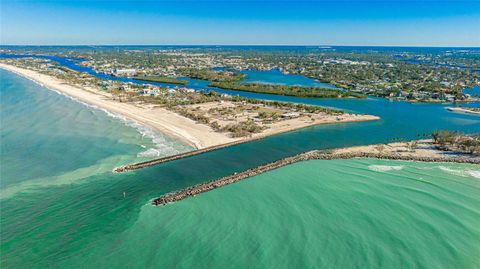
[
  {"left": 98, "top": 79, "right": 196, "bottom": 98},
  {"left": 353, "top": 85, "right": 472, "bottom": 102},
  {"left": 320, "top": 59, "right": 370, "bottom": 65},
  {"left": 111, "top": 68, "right": 137, "bottom": 77},
  {"left": 136, "top": 86, "right": 196, "bottom": 97}
]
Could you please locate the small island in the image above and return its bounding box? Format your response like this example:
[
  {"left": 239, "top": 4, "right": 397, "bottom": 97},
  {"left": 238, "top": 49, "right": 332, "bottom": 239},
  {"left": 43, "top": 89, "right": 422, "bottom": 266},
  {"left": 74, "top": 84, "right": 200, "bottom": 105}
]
[{"left": 209, "top": 81, "right": 364, "bottom": 98}]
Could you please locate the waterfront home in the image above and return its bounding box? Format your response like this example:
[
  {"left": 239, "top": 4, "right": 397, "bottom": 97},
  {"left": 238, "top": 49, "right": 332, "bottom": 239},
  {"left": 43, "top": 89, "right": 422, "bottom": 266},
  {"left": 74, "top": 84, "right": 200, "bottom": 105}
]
[
  {"left": 281, "top": 112, "right": 300, "bottom": 119},
  {"left": 113, "top": 68, "right": 137, "bottom": 77},
  {"left": 179, "top": 87, "right": 195, "bottom": 93},
  {"left": 445, "top": 94, "right": 455, "bottom": 102}
]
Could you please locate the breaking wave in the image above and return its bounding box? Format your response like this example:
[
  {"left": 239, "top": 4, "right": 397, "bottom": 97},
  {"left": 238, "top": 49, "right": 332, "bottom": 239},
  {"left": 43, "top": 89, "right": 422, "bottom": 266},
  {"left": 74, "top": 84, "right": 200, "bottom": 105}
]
[
  {"left": 20, "top": 74, "right": 193, "bottom": 158},
  {"left": 368, "top": 165, "right": 404, "bottom": 172},
  {"left": 439, "top": 166, "right": 480, "bottom": 179}
]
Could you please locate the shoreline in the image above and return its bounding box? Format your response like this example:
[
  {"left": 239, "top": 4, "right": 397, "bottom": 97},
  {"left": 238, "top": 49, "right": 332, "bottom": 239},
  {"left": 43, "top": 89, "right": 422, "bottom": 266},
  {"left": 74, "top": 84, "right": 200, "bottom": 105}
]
[
  {"left": 151, "top": 139, "right": 480, "bottom": 205},
  {"left": 114, "top": 116, "right": 379, "bottom": 173},
  {"left": 0, "top": 63, "right": 234, "bottom": 149},
  {"left": 0, "top": 62, "right": 379, "bottom": 152},
  {"left": 447, "top": 107, "right": 480, "bottom": 115}
]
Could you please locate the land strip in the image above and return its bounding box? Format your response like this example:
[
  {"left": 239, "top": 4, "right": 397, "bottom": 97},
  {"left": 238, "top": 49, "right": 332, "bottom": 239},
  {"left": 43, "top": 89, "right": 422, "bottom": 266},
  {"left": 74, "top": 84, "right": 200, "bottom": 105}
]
[
  {"left": 0, "top": 63, "right": 223, "bottom": 148},
  {"left": 114, "top": 115, "right": 378, "bottom": 172},
  {"left": 133, "top": 75, "right": 189, "bottom": 85},
  {"left": 152, "top": 140, "right": 480, "bottom": 205},
  {"left": 447, "top": 107, "right": 480, "bottom": 115},
  {"left": 208, "top": 81, "right": 363, "bottom": 98},
  {"left": 0, "top": 61, "right": 378, "bottom": 151}
]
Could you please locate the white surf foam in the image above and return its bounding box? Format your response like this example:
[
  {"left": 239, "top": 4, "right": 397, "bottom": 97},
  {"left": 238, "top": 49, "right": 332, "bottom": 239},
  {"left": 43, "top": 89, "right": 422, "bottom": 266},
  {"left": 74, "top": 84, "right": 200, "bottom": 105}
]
[
  {"left": 468, "top": 171, "right": 480, "bottom": 179},
  {"left": 439, "top": 166, "right": 480, "bottom": 179},
  {"left": 368, "top": 165, "right": 404, "bottom": 172},
  {"left": 11, "top": 70, "right": 191, "bottom": 158}
]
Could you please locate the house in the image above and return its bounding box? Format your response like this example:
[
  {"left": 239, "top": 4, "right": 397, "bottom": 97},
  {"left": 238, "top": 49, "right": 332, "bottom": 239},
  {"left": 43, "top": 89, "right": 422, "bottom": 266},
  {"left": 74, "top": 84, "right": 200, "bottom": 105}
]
[
  {"left": 281, "top": 112, "right": 300, "bottom": 119},
  {"left": 113, "top": 68, "right": 137, "bottom": 77},
  {"left": 444, "top": 94, "right": 455, "bottom": 102}
]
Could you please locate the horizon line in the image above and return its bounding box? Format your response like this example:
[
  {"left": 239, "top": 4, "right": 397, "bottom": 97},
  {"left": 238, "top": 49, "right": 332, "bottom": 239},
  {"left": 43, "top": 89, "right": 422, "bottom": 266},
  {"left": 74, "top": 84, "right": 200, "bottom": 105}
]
[{"left": 1, "top": 44, "right": 480, "bottom": 48}]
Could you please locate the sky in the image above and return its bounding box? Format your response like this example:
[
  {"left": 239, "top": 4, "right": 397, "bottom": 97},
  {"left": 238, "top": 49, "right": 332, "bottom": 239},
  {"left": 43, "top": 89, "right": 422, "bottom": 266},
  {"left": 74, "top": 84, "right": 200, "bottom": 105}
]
[{"left": 1, "top": 0, "right": 479, "bottom": 46}]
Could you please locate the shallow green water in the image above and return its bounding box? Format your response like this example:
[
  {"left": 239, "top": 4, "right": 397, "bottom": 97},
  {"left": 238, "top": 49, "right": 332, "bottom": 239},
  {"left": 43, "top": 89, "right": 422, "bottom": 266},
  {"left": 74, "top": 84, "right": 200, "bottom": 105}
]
[
  {"left": 84, "top": 159, "right": 480, "bottom": 269},
  {"left": 0, "top": 69, "right": 192, "bottom": 198},
  {"left": 4, "top": 158, "right": 478, "bottom": 268}
]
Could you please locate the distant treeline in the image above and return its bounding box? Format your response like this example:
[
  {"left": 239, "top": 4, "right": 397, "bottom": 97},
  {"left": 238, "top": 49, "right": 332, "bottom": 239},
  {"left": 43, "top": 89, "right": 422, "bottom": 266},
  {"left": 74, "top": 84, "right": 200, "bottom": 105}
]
[{"left": 209, "top": 82, "right": 365, "bottom": 99}]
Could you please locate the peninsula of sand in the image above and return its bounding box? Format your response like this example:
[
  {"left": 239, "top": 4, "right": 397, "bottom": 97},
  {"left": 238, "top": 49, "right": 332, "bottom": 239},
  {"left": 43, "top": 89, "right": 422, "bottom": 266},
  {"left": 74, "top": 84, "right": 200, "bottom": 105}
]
[{"left": 0, "top": 63, "right": 379, "bottom": 149}]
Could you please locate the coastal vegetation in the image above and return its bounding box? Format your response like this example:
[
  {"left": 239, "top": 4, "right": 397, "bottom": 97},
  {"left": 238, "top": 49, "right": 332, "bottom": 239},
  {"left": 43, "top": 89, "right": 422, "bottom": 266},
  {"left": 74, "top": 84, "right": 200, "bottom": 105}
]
[
  {"left": 4, "top": 57, "right": 357, "bottom": 140},
  {"left": 9, "top": 46, "right": 477, "bottom": 103},
  {"left": 154, "top": 88, "right": 356, "bottom": 137},
  {"left": 133, "top": 75, "right": 189, "bottom": 85},
  {"left": 52, "top": 46, "right": 479, "bottom": 103},
  {"left": 432, "top": 130, "right": 480, "bottom": 154},
  {"left": 220, "top": 120, "right": 265, "bottom": 137},
  {"left": 209, "top": 82, "right": 364, "bottom": 98},
  {"left": 167, "top": 92, "right": 342, "bottom": 138}
]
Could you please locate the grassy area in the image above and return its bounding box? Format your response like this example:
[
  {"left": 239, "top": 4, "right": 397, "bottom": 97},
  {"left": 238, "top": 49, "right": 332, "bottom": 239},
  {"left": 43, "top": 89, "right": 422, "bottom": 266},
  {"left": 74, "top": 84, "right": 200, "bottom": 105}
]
[
  {"left": 134, "top": 75, "right": 189, "bottom": 85},
  {"left": 209, "top": 82, "right": 365, "bottom": 99}
]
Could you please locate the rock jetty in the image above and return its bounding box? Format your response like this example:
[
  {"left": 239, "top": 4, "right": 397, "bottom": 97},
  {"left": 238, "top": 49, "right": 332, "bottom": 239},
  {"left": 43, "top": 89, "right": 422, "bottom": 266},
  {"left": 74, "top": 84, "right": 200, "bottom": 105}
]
[
  {"left": 152, "top": 147, "right": 480, "bottom": 206},
  {"left": 115, "top": 139, "right": 256, "bottom": 173}
]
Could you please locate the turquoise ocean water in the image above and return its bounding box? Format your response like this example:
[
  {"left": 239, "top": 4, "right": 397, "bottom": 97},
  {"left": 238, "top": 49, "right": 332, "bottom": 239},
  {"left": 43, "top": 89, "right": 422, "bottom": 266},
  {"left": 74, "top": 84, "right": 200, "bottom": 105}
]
[
  {"left": 103, "top": 159, "right": 480, "bottom": 269},
  {"left": 1, "top": 67, "right": 480, "bottom": 268},
  {"left": 0, "top": 69, "right": 192, "bottom": 197}
]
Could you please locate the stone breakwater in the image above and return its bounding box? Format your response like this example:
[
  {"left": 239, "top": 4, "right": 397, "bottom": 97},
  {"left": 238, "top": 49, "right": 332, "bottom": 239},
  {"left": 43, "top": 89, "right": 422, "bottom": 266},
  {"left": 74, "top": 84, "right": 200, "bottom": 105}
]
[
  {"left": 115, "top": 139, "right": 253, "bottom": 173},
  {"left": 151, "top": 150, "right": 480, "bottom": 206},
  {"left": 115, "top": 116, "right": 380, "bottom": 173}
]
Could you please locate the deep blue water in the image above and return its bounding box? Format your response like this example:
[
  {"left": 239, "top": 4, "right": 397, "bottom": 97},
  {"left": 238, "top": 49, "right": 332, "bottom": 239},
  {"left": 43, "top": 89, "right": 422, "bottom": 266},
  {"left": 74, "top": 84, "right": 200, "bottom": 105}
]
[
  {"left": 465, "top": 86, "right": 480, "bottom": 97},
  {"left": 239, "top": 68, "right": 338, "bottom": 89}
]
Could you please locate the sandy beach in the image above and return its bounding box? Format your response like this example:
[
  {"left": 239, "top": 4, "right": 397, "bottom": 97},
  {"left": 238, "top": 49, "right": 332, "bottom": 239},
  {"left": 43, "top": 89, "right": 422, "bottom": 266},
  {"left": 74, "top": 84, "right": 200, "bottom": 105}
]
[
  {"left": 0, "top": 63, "right": 235, "bottom": 148},
  {"left": 0, "top": 62, "right": 379, "bottom": 149}
]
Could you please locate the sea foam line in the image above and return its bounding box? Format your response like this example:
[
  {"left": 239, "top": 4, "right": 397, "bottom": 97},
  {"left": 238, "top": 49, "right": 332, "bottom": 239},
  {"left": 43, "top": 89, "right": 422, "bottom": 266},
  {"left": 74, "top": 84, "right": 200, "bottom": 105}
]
[
  {"left": 368, "top": 165, "right": 404, "bottom": 172},
  {"left": 439, "top": 166, "right": 480, "bottom": 179},
  {"left": 3, "top": 67, "right": 189, "bottom": 158}
]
